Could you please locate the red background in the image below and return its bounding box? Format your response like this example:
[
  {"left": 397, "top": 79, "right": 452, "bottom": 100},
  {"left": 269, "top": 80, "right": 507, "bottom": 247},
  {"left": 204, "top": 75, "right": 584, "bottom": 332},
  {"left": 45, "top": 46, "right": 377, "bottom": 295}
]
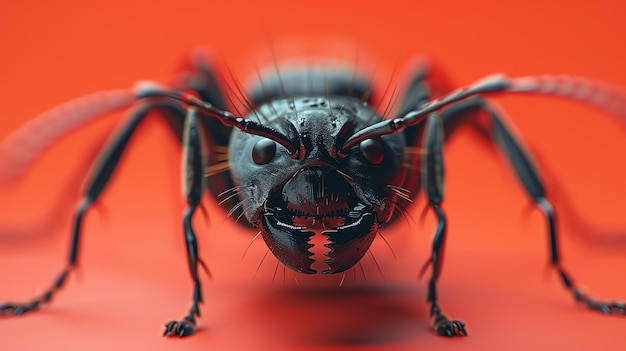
[{"left": 1, "top": 1, "right": 625, "bottom": 350}]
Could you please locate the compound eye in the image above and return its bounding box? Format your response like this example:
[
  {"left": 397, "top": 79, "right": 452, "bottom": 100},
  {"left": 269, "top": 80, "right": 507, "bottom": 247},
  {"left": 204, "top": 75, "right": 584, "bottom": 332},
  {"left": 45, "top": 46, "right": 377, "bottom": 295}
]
[
  {"left": 252, "top": 138, "right": 276, "bottom": 165},
  {"left": 359, "top": 138, "right": 384, "bottom": 165}
]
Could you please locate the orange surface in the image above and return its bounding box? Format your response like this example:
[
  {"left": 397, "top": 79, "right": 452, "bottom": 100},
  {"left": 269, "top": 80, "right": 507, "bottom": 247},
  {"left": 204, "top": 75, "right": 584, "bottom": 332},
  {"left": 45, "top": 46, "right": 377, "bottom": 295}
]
[{"left": 1, "top": 1, "right": 625, "bottom": 350}]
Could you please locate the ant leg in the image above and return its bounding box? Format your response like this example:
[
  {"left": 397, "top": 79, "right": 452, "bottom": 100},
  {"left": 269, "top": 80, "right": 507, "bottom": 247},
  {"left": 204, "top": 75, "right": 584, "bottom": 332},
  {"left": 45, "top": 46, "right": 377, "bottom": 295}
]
[
  {"left": 0, "top": 102, "right": 186, "bottom": 316},
  {"left": 440, "top": 96, "right": 625, "bottom": 315},
  {"left": 162, "top": 108, "right": 208, "bottom": 337},
  {"left": 420, "top": 113, "right": 467, "bottom": 337}
]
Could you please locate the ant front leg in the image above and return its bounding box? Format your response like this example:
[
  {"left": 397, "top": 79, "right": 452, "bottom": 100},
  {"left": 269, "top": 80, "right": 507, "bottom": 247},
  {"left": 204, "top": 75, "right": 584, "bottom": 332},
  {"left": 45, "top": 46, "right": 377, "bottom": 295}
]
[
  {"left": 419, "top": 113, "right": 467, "bottom": 337},
  {"left": 162, "top": 108, "right": 209, "bottom": 337}
]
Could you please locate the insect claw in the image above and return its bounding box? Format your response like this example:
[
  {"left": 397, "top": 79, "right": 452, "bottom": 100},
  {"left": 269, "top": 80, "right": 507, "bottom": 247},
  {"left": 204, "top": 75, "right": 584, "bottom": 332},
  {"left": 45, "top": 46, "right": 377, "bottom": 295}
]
[
  {"left": 178, "top": 321, "right": 194, "bottom": 337},
  {"left": 163, "top": 321, "right": 177, "bottom": 336},
  {"left": 612, "top": 301, "right": 625, "bottom": 313},
  {"left": 435, "top": 319, "right": 467, "bottom": 337},
  {"left": 163, "top": 320, "right": 194, "bottom": 337},
  {"left": 453, "top": 321, "right": 466, "bottom": 335},
  {"left": 435, "top": 322, "right": 453, "bottom": 337}
]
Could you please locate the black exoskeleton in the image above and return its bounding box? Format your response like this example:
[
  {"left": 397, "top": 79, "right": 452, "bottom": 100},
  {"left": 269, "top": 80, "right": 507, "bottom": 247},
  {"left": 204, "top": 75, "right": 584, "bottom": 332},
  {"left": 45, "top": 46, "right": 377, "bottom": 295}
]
[{"left": 1, "top": 52, "right": 624, "bottom": 338}]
